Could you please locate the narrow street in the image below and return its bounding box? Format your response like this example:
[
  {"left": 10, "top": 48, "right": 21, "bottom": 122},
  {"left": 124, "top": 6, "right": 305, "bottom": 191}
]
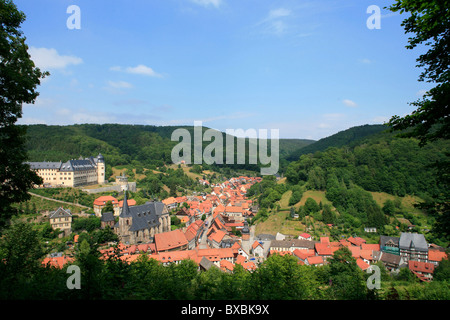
[{"left": 198, "top": 214, "right": 214, "bottom": 249}]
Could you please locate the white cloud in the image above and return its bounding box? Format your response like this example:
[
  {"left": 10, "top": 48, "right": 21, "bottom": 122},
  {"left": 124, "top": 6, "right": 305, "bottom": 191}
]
[
  {"left": 268, "top": 8, "right": 291, "bottom": 19},
  {"left": 342, "top": 99, "right": 358, "bottom": 107},
  {"left": 28, "top": 47, "right": 82, "bottom": 70},
  {"left": 190, "top": 0, "right": 222, "bottom": 8},
  {"left": 256, "top": 7, "right": 292, "bottom": 36},
  {"left": 126, "top": 65, "right": 163, "bottom": 77},
  {"left": 110, "top": 64, "right": 163, "bottom": 77},
  {"left": 106, "top": 80, "right": 133, "bottom": 89}
]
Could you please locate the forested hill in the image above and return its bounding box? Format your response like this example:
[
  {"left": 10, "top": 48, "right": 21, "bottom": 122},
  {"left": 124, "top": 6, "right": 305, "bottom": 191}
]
[
  {"left": 285, "top": 124, "right": 388, "bottom": 161},
  {"left": 21, "top": 124, "right": 314, "bottom": 171},
  {"left": 285, "top": 128, "right": 449, "bottom": 198}
]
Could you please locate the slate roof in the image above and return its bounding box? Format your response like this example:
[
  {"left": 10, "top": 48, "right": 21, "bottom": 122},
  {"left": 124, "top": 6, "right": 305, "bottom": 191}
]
[
  {"left": 60, "top": 159, "right": 96, "bottom": 172},
  {"left": 399, "top": 232, "right": 428, "bottom": 252},
  {"left": 101, "top": 212, "right": 115, "bottom": 222},
  {"left": 27, "top": 154, "right": 103, "bottom": 171},
  {"left": 49, "top": 207, "right": 72, "bottom": 219},
  {"left": 27, "top": 161, "right": 62, "bottom": 170},
  {"left": 120, "top": 192, "right": 167, "bottom": 232},
  {"left": 380, "top": 235, "right": 399, "bottom": 247}
]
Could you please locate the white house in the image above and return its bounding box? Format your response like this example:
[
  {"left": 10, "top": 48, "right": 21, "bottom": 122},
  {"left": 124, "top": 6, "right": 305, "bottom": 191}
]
[
  {"left": 298, "top": 233, "right": 312, "bottom": 241},
  {"left": 252, "top": 241, "right": 264, "bottom": 257}
]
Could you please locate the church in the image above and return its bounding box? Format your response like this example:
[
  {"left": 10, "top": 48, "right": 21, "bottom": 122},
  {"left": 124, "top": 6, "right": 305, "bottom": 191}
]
[{"left": 114, "top": 192, "right": 171, "bottom": 245}]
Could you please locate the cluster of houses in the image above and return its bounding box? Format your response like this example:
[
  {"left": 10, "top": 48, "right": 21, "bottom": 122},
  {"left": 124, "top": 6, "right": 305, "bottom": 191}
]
[
  {"left": 162, "top": 176, "right": 261, "bottom": 224},
  {"left": 268, "top": 232, "right": 448, "bottom": 282},
  {"left": 42, "top": 175, "right": 447, "bottom": 282},
  {"left": 96, "top": 176, "right": 263, "bottom": 272},
  {"left": 43, "top": 176, "right": 264, "bottom": 273}
]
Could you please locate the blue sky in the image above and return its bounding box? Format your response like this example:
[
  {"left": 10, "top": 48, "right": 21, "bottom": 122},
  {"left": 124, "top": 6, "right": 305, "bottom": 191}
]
[{"left": 15, "top": 0, "right": 432, "bottom": 140}]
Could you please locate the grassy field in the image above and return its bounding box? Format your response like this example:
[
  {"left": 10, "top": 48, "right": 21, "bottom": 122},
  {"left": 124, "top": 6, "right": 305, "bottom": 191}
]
[
  {"left": 298, "top": 190, "right": 333, "bottom": 207},
  {"left": 369, "top": 191, "right": 423, "bottom": 215},
  {"left": 276, "top": 190, "right": 333, "bottom": 210},
  {"left": 254, "top": 208, "right": 331, "bottom": 238},
  {"left": 254, "top": 209, "right": 301, "bottom": 236}
]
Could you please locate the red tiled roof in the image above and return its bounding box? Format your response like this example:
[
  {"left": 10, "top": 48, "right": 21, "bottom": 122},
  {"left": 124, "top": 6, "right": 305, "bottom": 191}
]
[
  {"left": 348, "top": 246, "right": 361, "bottom": 259},
  {"left": 119, "top": 199, "right": 136, "bottom": 207},
  {"left": 93, "top": 196, "right": 118, "bottom": 206},
  {"left": 252, "top": 241, "right": 263, "bottom": 249},
  {"left": 356, "top": 258, "right": 370, "bottom": 271},
  {"left": 220, "top": 259, "right": 235, "bottom": 271},
  {"left": 361, "top": 243, "right": 380, "bottom": 251},
  {"left": 408, "top": 260, "right": 435, "bottom": 274},
  {"left": 428, "top": 249, "right": 448, "bottom": 262},
  {"left": 225, "top": 206, "right": 243, "bottom": 213},
  {"left": 348, "top": 236, "right": 366, "bottom": 246},
  {"left": 208, "top": 230, "right": 226, "bottom": 243},
  {"left": 235, "top": 254, "right": 246, "bottom": 265},
  {"left": 293, "top": 249, "right": 315, "bottom": 260},
  {"left": 315, "top": 243, "right": 332, "bottom": 256},
  {"left": 269, "top": 250, "right": 292, "bottom": 256},
  {"left": 42, "top": 256, "right": 74, "bottom": 269},
  {"left": 240, "top": 260, "right": 257, "bottom": 271},
  {"left": 307, "top": 256, "right": 324, "bottom": 265},
  {"left": 320, "top": 237, "right": 330, "bottom": 244},
  {"left": 154, "top": 229, "right": 188, "bottom": 252}
]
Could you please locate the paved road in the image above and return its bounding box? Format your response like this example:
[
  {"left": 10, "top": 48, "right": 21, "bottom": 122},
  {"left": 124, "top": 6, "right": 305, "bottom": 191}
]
[{"left": 198, "top": 214, "right": 214, "bottom": 249}]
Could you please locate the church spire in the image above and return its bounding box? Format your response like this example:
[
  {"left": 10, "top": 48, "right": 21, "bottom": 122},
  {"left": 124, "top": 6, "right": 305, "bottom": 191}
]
[{"left": 120, "top": 187, "right": 130, "bottom": 217}]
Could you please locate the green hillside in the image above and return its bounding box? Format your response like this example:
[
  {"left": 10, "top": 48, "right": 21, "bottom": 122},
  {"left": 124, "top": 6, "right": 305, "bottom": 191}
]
[
  {"left": 285, "top": 124, "right": 387, "bottom": 161},
  {"left": 248, "top": 127, "right": 449, "bottom": 245},
  {"left": 22, "top": 124, "right": 313, "bottom": 174}
]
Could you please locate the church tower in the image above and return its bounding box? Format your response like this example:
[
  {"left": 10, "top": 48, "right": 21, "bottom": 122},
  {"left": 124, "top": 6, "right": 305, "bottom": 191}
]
[
  {"left": 96, "top": 153, "right": 106, "bottom": 184},
  {"left": 117, "top": 190, "right": 132, "bottom": 244}
]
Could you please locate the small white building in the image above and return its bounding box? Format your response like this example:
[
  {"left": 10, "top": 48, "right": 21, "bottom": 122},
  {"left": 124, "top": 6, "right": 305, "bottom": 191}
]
[
  {"left": 252, "top": 241, "right": 264, "bottom": 257},
  {"left": 298, "top": 232, "right": 312, "bottom": 241}
]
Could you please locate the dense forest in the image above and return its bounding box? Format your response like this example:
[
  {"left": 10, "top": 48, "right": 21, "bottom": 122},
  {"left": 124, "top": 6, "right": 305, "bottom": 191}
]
[
  {"left": 285, "top": 124, "right": 388, "bottom": 161},
  {"left": 285, "top": 130, "right": 448, "bottom": 197}
]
